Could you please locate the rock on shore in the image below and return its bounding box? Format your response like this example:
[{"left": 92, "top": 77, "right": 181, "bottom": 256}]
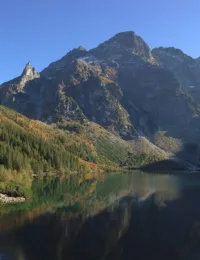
[{"left": 0, "top": 193, "right": 25, "bottom": 204}]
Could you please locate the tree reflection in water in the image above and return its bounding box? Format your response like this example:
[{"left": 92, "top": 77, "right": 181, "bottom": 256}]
[{"left": 0, "top": 171, "right": 200, "bottom": 260}]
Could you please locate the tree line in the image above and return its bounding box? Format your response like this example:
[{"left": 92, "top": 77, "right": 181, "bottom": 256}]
[{"left": 0, "top": 123, "right": 86, "bottom": 174}]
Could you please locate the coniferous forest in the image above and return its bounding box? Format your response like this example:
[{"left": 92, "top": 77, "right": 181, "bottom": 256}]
[{"left": 0, "top": 105, "right": 157, "bottom": 197}]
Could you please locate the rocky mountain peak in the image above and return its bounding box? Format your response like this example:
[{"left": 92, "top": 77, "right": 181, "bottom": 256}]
[
  {"left": 20, "top": 62, "right": 40, "bottom": 85},
  {"left": 68, "top": 46, "right": 87, "bottom": 58},
  {"left": 76, "top": 46, "right": 86, "bottom": 51},
  {"left": 90, "top": 31, "right": 157, "bottom": 65},
  {"left": 108, "top": 31, "right": 150, "bottom": 57},
  {"left": 153, "top": 46, "right": 184, "bottom": 54},
  {"left": 109, "top": 31, "right": 139, "bottom": 48},
  {"left": 1, "top": 30, "right": 200, "bottom": 153},
  {"left": 41, "top": 47, "right": 88, "bottom": 77},
  {"left": 22, "top": 61, "right": 33, "bottom": 73},
  {"left": 152, "top": 47, "right": 194, "bottom": 63},
  {"left": 196, "top": 57, "right": 200, "bottom": 65},
  {"left": 152, "top": 47, "right": 200, "bottom": 93}
]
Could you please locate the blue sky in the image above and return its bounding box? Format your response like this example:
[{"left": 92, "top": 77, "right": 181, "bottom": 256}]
[{"left": 1, "top": 0, "right": 200, "bottom": 83}]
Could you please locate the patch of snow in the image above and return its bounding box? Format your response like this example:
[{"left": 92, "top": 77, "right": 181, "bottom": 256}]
[
  {"left": 77, "top": 55, "right": 100, "bottom": 64},
  {"left": 47, "top": 76, "right": 56, "bottom": 80},
  {"left": 56, "top": 67, "right": 64, "bottom": 71},
  {"left": 189, "top": 86, "right": 195, "bottom": 89}
]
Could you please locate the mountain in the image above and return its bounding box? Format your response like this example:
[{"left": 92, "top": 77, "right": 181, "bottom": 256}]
[
  {"left": 152, "top": 47, "right": 200, "bottom": 103},
  {"left": 0, "top": 105, "right": 129, "bottom": 174},
  {"left": 0, "top": 104, "right": 167, "bottom": 196},
  {"left": 1, "top": 31, "right": 200, "bottom": 164},
  {"left": 0, "top": 104, "right": 166, "bottom": 170}
]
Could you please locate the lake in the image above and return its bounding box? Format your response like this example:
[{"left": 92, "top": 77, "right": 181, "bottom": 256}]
[{"left": 1, "top": 171, "right": 200, "bottom": 259}]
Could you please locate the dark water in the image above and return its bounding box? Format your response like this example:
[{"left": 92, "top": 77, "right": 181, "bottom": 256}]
[{"left": 1, "top": 171, "right": 200, "bottom": 260}]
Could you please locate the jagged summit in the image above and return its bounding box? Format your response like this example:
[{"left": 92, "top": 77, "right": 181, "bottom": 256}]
[
  {"left": 41, "top": 46, "right": 88, "bottom": 77},
  {"left": 195, "top": 56, "right": 200, "bottom": 64},
  {"left": 68, "top": 46, "right": 87, "bottom": 58},
  {"left": 89, "top": 31, "right": 157, "bottom": 65},
  {"left": 20, "top": 62, "right": 40, "bottom": 85},
  {"left": 152, "top": 47, "right": 193, "bottom": 60},
  {"left": 109, "top": 31, "right": 138, "bottom": 47},
  {"left": 76, "top": 46, "right": 86, "bottom": 51},
  {"left": 21, "top": 62, "right": 36, "bottom": 75}
]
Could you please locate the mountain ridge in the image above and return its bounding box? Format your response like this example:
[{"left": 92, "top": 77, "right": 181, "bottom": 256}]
[{"left": 1, "top": 30, "right": 200, "bottom": 166}]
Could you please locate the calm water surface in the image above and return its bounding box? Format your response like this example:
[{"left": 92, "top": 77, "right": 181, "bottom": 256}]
[{"left": 1, "top": 171, "right": 200, "bottom": 260}]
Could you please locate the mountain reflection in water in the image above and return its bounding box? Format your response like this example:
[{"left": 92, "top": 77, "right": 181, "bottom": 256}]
[{"left": 0, "top": 171, "right": 200, "bottom": 260}]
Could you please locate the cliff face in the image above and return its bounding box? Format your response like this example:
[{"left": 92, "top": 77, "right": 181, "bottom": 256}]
[{"left": 152, "top": 47, "right": 200, "bottom": 103}]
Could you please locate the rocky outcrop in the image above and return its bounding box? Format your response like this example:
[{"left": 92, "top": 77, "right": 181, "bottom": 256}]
[
  {"left": 90, "top": 31, "right": 158, "bottom": 66},
  {"left": 0, "top": 193, "right": 25, "bottom": 204},
  {"left": 20, "top": 62, "right": 40, "bottom": 85},
  {"left": 152, "top": 47, "right": 200, "bottom": 103}
]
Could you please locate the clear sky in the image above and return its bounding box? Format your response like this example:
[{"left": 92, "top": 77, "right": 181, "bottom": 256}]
[{"left": 1, "top": 0, "right": 200, "bottom": 84}]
